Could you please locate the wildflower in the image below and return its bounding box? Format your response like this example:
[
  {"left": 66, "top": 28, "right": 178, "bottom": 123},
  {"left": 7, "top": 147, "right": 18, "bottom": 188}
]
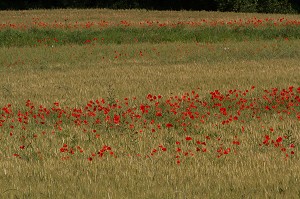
[
  {"left": 166, "top": 123, "right": 173, "bottom": 128},
  {"left": 276, "top": 137, "right": 283, "bottom": 143},
  {"left": 185, "top": 136, "right": 192, "bottom": 141}
]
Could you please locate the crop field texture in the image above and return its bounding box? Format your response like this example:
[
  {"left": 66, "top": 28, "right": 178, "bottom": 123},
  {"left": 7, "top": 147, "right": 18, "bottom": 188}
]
[{"left": 0, "top": 9, "right": 300, "bottom": 198}]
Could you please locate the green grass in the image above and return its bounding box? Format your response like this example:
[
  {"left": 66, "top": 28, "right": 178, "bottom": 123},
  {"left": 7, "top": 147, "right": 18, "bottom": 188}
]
[
  {"left": 1, "top": 40, "right": 299, "bottom": 73},
  {"left": 1, "top": 25, "right": 300, "bottom": 46}
]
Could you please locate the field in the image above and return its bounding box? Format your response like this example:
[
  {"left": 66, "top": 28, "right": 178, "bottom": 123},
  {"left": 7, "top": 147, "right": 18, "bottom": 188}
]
[{"left": 0, "top": 9, "right": 300, "bottom": 198}]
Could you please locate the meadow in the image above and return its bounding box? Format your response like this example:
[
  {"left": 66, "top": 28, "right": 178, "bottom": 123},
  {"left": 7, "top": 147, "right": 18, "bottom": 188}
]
[{"left": 0, "top": 9, "right": 300, "bottom": 198}]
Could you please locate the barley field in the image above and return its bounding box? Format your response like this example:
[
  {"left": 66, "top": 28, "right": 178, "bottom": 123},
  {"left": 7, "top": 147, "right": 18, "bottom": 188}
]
[{"left": 0, "top": 9, "right": 300, "bottom": 199}]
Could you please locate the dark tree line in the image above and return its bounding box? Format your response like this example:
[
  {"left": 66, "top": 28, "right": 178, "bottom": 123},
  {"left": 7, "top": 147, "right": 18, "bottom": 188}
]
[{"left": 1, "top": 0, "right": 300, "bottom": 13}]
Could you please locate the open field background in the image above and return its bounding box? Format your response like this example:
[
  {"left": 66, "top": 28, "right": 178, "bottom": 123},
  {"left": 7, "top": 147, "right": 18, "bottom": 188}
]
[
  {"left": 2, "top": 9, "right": 300, "bottom": 26},
  {"left": 0, "top": 9, "right": 300, "bottom": 198},
  {"left": 1, "top": 40, "right": 300, "bottom": 106},
  {"left": 1, "top": 9, "right": 300, "bottom": 47}
]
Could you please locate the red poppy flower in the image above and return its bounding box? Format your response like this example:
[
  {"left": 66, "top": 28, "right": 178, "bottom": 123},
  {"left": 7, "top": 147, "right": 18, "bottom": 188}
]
[
  {"left": 276, "top": 137, "right": 282, "bottom": 143},
  {"left": 166, "top": 123, "right": 173, "bottom": 128},
  {"left": 185, "top": 136, "right": 192, "bottom": 141}
]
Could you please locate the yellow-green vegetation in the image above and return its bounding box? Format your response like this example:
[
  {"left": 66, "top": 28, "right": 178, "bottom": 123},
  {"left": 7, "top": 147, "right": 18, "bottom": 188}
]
[
  {"left": 1, "top": 9, "right": 300, "bottom": 25},
  {"left": 1, "top": 9, "right": 300, "bottom": 46},
  {"left": 0, "top": 9, "right": 299, "bottom": 199}
]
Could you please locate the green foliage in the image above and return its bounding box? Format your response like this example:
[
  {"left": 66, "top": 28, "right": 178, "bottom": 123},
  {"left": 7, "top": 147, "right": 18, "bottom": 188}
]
[
  {"left": 257, "top": 0, "right": 295, "bottom": 13},
  {"left": 217, "top": 0, "right": 297, "bottom": 13},
  {"left": 1, "top": 25, "right": 300, "bottom": 47}
]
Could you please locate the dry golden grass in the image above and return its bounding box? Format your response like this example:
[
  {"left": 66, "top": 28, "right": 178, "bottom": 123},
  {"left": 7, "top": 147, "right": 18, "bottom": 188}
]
[
  {"left": 0, "top": 9, "right": 299, "bottom": 199},
  {"left": 1, "top": 40, "right": 299, "bottom": 106},
  {"left": 0, "top": 155, "right": 299, "bottom": 198},
  {"left": 1, "top": 8, "right": 300, "bottom": 28}
]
